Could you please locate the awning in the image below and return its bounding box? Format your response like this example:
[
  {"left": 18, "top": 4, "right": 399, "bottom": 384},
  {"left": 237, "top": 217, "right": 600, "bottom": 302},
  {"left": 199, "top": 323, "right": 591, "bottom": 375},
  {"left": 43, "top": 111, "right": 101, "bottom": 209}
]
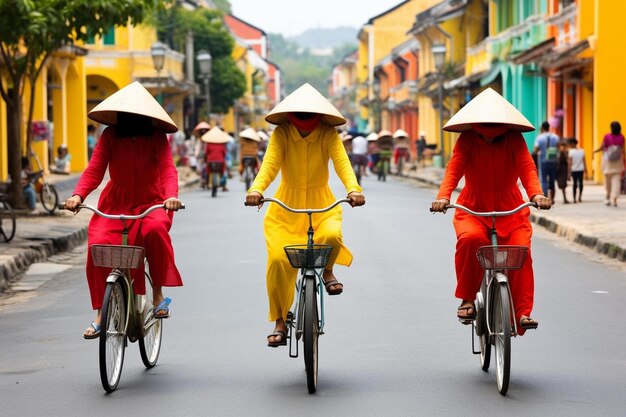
[
  {"left": 509, "top": 38, "right": 555, "bottom": 65},
  {"left": 540, "top": 39, "right": 590, "bottom": 69},
  {"left": 444, "top": 69, "right": 488, "bottom": 90},
  {"left": 480, "top": 62, "right": 504, "bottom": 87}
]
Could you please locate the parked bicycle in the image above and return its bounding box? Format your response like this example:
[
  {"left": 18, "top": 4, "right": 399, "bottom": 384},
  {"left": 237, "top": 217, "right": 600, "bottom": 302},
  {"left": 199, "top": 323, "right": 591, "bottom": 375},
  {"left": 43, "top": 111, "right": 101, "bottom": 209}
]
[
  {"left": 437, "top": 201, "right": 536, "bottom": 395},
  {"left": 61, "top": 202, "right": 184, "bottom": 392},
  {"left": 28, "top": 170, "right": 59, "bottom": 214},
  {"left": 247, "top": 197, "right": 350, "bottom": 394},
  {"left": 0, "top": 193, "right": 16, "bottom": 242}
]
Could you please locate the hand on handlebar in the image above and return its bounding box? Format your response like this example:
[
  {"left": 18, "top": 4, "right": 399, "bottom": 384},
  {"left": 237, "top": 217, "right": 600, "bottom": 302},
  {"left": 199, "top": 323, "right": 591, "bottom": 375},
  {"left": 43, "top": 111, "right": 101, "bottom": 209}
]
[
  {"left": 347, "top": 192, "right": 365, "bottom": 207},
  {"left": 245, "top": 191, "right": 264, "bottom": 208},
  {"left": 64, "top": 195, "right": 83, "bottom": 213},
  {"left": 531, "top": 194, "right": 552, "bottom": 210},
  {"left": 164, "top": 197, "right": 183, "bottom": 211},
  {"left": 431, "top": 198, "right": 450, "bottom": 213}
]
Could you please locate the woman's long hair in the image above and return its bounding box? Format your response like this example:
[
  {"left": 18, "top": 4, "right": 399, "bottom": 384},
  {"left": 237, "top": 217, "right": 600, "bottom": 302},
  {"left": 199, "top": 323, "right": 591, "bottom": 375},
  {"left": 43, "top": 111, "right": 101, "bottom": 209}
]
[
  {"left": 115, "top": 112, "right": 155, "bottom": 137},
  {"left": 610, "top": 121, "right": 621, "bottom": 135}
]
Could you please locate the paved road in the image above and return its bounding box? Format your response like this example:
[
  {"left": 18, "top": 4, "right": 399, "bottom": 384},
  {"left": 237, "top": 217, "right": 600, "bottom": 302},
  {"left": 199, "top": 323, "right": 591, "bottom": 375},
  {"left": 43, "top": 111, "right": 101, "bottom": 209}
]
[{"left": 1, "top": 173, "right": 625, "bottom": 416}]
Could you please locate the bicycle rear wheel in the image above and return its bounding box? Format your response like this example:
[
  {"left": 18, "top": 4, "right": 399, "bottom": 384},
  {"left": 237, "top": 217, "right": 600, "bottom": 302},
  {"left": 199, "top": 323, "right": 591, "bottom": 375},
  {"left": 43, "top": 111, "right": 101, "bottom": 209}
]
[
  {"left": 303, "top": 275, "right": 319, "bottom": 394},
  {"left": 40, "top": 183, "right": 58, "bottom": 214},
  {"left": 100, "top": 278, "right": 127, "bottom": 392},
  {"left": 0, "top": 200, "right": 16, "bottom": 242},
  {"left": 211, "top": 172, "right": 218, "bottom": 197},
  {"left": 138, "top": 270, "right": 162, "bottom": 368},
  {"left": 494, "top": 281, "right": 511, "bottom": 395},
  {"left": 244, "top": 165, "right": 253, "bottom": 190}
]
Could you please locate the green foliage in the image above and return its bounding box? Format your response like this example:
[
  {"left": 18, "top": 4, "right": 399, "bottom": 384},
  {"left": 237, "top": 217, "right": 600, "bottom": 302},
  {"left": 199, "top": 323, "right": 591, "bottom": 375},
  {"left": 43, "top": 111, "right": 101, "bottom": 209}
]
[
  {"left": 268, "top": 33, "right": 357, "bottom": 94},
  {"left": 156, "top": 4, "right": 245, "bottom": 111},
  {"left": 212, "top": 0, "right": 231, "bottom": 14}
]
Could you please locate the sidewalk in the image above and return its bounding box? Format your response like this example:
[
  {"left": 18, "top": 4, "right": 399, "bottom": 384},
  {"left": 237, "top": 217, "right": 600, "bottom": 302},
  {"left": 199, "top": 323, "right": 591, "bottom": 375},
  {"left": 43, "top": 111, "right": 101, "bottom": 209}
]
[
  {"left": 0, "top": 167, "right": 200, "bottom": 292},
  {"left": 403, "top": 165, "right": 626, "bottom": 262}
]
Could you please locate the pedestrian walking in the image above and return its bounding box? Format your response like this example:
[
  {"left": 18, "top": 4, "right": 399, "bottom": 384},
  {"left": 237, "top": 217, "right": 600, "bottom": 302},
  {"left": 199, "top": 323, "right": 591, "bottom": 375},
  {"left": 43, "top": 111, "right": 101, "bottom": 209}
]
[
  {"left": 594, "top": 121, "right": 625, "bottom": 206},
  {"left": 533, "top": 121, "right": 560, "bottom": 203},
  {"left": 556, "top": 140, "right": 570, "bottom": 204},
  {"left": 568, "top": 137, "right": 587, "bottom": 203},
  {"left": 416, "top": 131, "right": 427, "bottom": 168}
]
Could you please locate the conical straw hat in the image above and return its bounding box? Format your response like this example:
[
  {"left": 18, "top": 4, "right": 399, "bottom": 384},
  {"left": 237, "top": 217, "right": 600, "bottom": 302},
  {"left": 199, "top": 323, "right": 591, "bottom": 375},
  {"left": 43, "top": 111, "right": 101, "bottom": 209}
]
[
  {"left": 265, "top": 83, "right": 346, "bottom": 126},
  {"left": 393, "top": 129, "right": 409, "bottom": 139},
  {"left": 201, "top": 126, "right": 231, "bottom": 144},
  {"left": 239, "top": 127, "right": 261, "bottom": 142},
  {"left": 193, "top": 121, "right": 211, "bottom": 133},
  {"left": 378, "top": 129, "right": 393, "bottom": 139},
  {"left": 443, "top": 88, "right": 534, "bottom": 133},
  {"left": 88, "top": 81, "right": 178, "bottom": 133},
  {"left": 257, "top": 131, "right": 269, "bottom": 141},
  {"left": 366, "top": 132, "right": 378, "bottom": 142}
]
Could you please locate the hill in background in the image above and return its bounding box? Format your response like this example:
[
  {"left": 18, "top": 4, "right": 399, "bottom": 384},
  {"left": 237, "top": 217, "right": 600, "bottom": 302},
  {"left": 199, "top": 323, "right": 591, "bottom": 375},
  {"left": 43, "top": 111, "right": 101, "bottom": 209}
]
[{"left": 268, "top": 27, "right": 358, "bottom": 95}]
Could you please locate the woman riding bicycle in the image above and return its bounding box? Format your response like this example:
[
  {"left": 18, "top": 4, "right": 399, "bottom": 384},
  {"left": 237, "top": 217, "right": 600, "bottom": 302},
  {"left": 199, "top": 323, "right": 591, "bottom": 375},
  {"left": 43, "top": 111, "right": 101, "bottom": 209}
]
[
  {"left": 64, "top": 82, "right": 184, "bottom": 339},
  {"left": 237, "top": 127, "right": 261, "bottom": 177},
  {"left": 202, "top": 126, "right": 230, "bottom": 192},
  {"left": 245, "top": 83, "right": 365, "bottom": 347},
  {"left": 430, "top": 88, "right": 551, "bottom": 335}
]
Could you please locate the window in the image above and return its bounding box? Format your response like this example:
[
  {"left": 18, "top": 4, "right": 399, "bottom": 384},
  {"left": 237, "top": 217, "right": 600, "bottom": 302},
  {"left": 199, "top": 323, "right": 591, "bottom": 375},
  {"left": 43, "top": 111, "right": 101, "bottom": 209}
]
[{"left": 102, "top": 27, "right": 115, "bottom": 46}]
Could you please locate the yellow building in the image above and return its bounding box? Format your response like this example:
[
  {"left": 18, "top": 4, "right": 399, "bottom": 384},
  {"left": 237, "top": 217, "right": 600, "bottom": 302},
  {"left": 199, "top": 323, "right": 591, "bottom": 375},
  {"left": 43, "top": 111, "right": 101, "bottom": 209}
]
[
  {"left": 356, "top": 0, "right": 434, "bottom": 133},
  {"left": 408, "top": 0, "right": 486, "bottom": 164}
]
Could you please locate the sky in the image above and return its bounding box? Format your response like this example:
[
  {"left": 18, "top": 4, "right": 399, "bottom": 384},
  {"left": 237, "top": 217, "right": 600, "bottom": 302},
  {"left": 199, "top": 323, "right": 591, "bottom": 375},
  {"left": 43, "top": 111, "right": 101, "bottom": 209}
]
[{"left": 228, "top": 0, "right": 396, "bottom": 37}]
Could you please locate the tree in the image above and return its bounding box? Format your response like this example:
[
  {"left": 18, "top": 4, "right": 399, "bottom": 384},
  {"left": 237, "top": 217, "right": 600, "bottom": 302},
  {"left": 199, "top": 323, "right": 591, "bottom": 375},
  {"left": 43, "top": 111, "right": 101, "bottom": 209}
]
[
  {"left": 0, "top": 0, "right": 165, "bottom": 207},
  {"left": 156, "top": 5, "right": 246, "bottom": 119}
]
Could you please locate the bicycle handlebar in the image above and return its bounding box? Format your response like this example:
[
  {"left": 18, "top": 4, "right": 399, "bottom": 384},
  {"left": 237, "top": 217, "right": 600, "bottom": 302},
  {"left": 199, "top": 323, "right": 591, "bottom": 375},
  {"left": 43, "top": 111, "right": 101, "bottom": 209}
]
[
  {"left": 430, "top": 201, "right": 536, "bottom": 217},
  {"left": 59, "top": 203, "right": 185, "bottom": 219},
  {"left": 246, "top": 197, "right": 351, "bottom": 214}
]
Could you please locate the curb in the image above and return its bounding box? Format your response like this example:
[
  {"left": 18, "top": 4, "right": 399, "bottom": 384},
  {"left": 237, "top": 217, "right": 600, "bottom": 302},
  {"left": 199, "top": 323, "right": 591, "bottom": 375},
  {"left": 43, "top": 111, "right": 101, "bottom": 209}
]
[
  {"left": 529, "top": 213, "right": 626, "bottom": 262},
  {"left": 0, "top": 226, "right": 87, "bottom": 292}
]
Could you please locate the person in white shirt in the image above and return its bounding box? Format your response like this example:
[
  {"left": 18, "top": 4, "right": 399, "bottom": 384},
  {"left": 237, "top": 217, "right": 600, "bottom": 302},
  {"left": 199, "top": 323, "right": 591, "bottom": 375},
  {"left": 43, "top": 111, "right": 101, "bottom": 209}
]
[
  {"left": 568, "top": 137, "right": 587, "bottom": 203},
  {"left": 351, "top": 135, "right": 368, "bottom": 177}
]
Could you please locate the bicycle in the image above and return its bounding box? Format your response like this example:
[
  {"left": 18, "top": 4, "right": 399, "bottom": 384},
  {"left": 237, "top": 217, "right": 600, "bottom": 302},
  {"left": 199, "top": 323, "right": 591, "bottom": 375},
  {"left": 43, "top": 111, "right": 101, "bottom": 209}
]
[
  {"left": 247, "top": 197, "right": 350, "bottom": 394},
  {"left": 377, "top": 151, "right": 391, "bottom": 182},
  {"left": 28, "top": 148, "right": 59, "bottom": 214},
  {"left": 241, "top": 156, "right": 257, "bottom": 190},
  {"left": 61, "top": 202, "right": 184, "bottom": 392},
  {"left": 439, "top": 201, "right": 535, "bottom": 396},
  {"left": 28, "top": 170, "right": 59, "bottom": 214},
  {"left": 0, "top": 193, "right": 16, "bottom": 242},
  {"left": 206, "top": 161, "right": 223, "bottom": 198}
]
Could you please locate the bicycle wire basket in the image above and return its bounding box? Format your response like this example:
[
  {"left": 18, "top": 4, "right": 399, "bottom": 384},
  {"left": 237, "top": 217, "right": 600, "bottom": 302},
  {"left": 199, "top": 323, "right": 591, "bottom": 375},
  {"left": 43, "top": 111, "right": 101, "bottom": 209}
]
[
  {"left": 284, "top": 244, "right": 333, "bottom": 269},
  {"left": 476, "top": 245, "right": 528, "bottom": 270},
  {"left": 90, "top": 244, "right": 145, "bottom": 269}
]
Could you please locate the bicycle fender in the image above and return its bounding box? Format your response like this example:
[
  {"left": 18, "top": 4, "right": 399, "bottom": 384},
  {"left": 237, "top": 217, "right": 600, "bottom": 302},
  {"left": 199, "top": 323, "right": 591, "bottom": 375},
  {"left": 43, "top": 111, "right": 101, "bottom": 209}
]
[
  {"left": 106, "top": 270, "right": 125, "bottom": 283},
  {"left": 494, "top": 272, "right": 508, "bottom": 284}
]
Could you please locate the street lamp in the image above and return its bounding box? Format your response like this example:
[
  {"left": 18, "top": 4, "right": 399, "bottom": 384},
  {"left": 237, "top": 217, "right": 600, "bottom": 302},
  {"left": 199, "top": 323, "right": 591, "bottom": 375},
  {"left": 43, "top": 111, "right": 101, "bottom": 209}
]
[
  {"left": 151, "top": 41, "right": 167, "bottom": 104},
  {"left": 432, "top": 43, "right": 446, "bottom": 163},
  {"left": 196, "top": 49, "right": 213, "bottom": 121}
]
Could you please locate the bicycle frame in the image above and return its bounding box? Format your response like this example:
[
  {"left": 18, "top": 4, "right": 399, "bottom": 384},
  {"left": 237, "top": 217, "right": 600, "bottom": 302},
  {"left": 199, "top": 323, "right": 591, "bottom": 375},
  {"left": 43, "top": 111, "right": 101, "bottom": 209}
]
[{"left": 254, "top": 197, "right": 349, "bottom": 358}]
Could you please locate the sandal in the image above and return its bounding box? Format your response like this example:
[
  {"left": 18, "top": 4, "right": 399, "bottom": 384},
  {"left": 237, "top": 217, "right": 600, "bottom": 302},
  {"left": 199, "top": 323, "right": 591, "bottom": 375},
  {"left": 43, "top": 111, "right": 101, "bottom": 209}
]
[
  {"left": 83, "top": 321, "right": 101, "bottom": 339},
  {"left": 520, "top": 316, "right": 538, "bottom": 330},
  {"left": 323, "top": 279, "right": 343, "bottom": 296},
  {"left": 153, "top": 297, "right": 172, "bottom": 319},
  {"left": 267, "top": 330, "right": 287, "bottom": 348},
  {"left": 457, "top": 303, "right": 476, "bottom": 325}
]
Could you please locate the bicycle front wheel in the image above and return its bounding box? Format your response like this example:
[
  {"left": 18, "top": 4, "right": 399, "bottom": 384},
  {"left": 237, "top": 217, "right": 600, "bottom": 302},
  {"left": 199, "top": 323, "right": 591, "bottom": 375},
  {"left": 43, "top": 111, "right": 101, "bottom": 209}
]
[
  {"left": 0, "top": 200, "right": 16, "bottom": 242},
  {"left": 99, "top": 279, "right": 127, "bottom": 392},
  {"left": 244, "top": 166, "right": 253, "bottom": 190},
  {"left": 138, "top": 270, "right": 163, "bottom": 368},
  {"left": 493, "top": 281, "right": 511, "bottom": 395},
  {"left": 303, "top": 275, "right": 319, "bottom": 394},
  {"left": 40, "top": 183, "right": 58, "bottom": 214}
]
